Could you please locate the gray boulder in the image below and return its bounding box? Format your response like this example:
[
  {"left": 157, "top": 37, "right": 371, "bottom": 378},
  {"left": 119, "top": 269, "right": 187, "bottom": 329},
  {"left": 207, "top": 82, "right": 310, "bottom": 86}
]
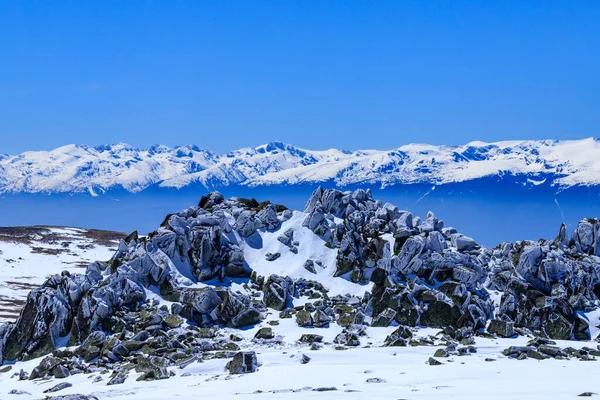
[{"left": 227, "top": 351, "right": 258, "bottom": 374}]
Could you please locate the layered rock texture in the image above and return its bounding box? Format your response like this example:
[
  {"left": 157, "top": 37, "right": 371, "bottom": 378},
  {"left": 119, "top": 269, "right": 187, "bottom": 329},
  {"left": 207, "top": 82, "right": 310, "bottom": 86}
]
[{"left": 1, "top": 188, "right": 599, "bottom": 384}]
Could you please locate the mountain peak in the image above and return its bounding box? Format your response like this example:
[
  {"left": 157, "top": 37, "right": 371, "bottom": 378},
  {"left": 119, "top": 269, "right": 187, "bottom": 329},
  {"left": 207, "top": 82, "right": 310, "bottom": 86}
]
[{"left": 2, "top": 139, "right": 600, "bottom": 194}]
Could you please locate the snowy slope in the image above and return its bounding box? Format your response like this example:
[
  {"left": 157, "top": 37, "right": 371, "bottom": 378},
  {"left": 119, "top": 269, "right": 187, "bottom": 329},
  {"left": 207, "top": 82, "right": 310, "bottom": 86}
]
[
  {"left": 1, "top": 333, "right": 599, "bottom": 399},
  {"left": 239, "top": 211, "right": 371, "bottom": 297},
  {"left": 2, "top": 138, "right": 600, "bottom": 194}
]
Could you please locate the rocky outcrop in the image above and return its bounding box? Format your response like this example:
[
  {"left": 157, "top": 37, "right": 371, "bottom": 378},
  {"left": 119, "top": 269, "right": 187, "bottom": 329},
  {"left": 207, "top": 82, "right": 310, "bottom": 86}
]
[{"left": 1, "top": 188, "right": 599, "bottom": 374}]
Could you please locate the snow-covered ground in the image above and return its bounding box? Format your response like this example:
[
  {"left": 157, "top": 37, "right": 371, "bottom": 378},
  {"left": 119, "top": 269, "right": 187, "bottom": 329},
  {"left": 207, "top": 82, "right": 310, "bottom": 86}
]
[
  {"left": 1, "top": 327, "right": 598, "bottom": 399},
  {"left": 0, "top": 226, "right": 123, "bottom": 322},
  {"left": 240, "top": 211, "right": 372, "bottom": 297}
]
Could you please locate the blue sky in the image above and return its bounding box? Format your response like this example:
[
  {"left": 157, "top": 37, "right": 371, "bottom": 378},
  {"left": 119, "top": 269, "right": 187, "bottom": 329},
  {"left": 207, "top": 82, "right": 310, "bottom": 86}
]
[{"left": 1, "top": 1, "right": 599, "bottom": 154}]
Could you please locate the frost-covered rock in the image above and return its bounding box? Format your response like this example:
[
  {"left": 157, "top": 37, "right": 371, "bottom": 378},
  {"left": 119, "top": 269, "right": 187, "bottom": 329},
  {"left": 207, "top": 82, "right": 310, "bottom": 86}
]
[
  {"left": 3, "top": 276, "right": 75, "bottom": 361},
  {"left": 227, "top": 351, "right": 257, "bottom": 374},
  {"left": 2, "top": 188, "right": 600, "bottom": 370},
  {"left": 263, "top": 275, "right": 293, "bottom": 311},
  {"left": 451, "top": 234, "right": 478, "bottom": 251},
  {"left": 487, "top": 319, "right": 515, "bottom": 338}
]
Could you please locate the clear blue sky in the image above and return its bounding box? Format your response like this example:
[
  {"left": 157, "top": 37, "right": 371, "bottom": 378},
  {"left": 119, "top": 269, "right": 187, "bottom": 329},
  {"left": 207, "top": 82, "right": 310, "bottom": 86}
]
[{"left": 1, "top": 1, "right": 599, "bottom": 154}]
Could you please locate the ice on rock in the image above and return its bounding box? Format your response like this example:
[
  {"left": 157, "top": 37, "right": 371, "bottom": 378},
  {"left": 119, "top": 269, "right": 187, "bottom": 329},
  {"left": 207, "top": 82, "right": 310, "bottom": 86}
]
[
  {"left": 450, "top": 234, "right": 478, "bottom": 251},
  {"left": 234, "top": 210, "right": 257, "bottom": 238}
]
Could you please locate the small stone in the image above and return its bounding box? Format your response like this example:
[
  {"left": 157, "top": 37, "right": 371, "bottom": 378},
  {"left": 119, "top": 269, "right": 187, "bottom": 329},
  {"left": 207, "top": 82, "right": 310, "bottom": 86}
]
[
  {"left": 313, "top": 387, "right": 338, "bottom": 392},
  {"left": 223, "top": 342, "right": 240, "bottom": 351},
  {"left": 428, "top": 357, "right": 443, "bottom": 366},
  {"left": 8, "top": 390, "right": 32, "bottom": 396},
  {"left": 299, "top": 334, "right": 324, "bottom": 344},
  {"left": 433, "top": 349, "right": 448, "bottom": 358},
  {"left": 366, "top": 377, "right": 386, "bottom": 383},
  {"left": 230, "top": 334, "right": 243, "bottom": 342},
  {"left": 296, "top": 310, "right": 313, "bottom": 327},
  {"left": 300, "top": 354, "right": 311, "bottom": 364},
  {"left": 163, "top": 314, "right": 183, "bottom": 329},
  {"left": 526, "top": 349, "right": 549, "bottom": 360},
  {"left": 254, "top": 327, "right": 275, "bottom": 339},
  {"left": 52, "top": 365, "right": 71, "bottom": 379},
  {"left": 303, "top": 260, "right": 317, "bottom": 274},
  {"left": 265, "top": 253, "right": 281, "bottom": 262},
  {"left": 538, "top": 345, "right": 561, "bottom": 357},
  {"left": 107, "top": 366, "right": 132, "bottom": 385},
  {"left": 43, "top": 382, "right": 73, "bottom": 393}
]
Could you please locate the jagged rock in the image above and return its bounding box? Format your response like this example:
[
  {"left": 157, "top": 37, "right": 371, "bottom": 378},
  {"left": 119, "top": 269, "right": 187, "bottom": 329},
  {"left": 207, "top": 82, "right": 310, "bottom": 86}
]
[
  {"left": 303, "top": 259, "right": 317, "bottom": 274},
  {"left": 7, "top": 390, "right": 32, "bottom": 396},
  {"left": 227, "top": 351, "right": 257, "bottom": 374},
  {"left": 393, "top": 236, "right": 426, "bottom": 275},
  {"left": 573, "top": 220, "right": 595, "bottom": 254},
  {"left": 527, "top": 349, "right": 549, "bottom": 360},
  {"left": 299, "top": 354, "right": 311, "bottom": 364},
  {"left": 538, "top": 345, "right": 561, "bottom": 357},
  {"left": 254, "top": 327, "right": 275, "bottom": 339},
  {"left": 334, "top": 330, "right": 361, "bottom": 347},
  {"left": 263, "top": 275, "right": 293, "bottom": 311},
  {"left": 502, "top": 346, "right": 533, "bottom": 357},
  {"left": 122, "top": 340, "right": 145, "bottom": 352},
  {"left": 312, "top": 309, "right": 331, "bottom": 328},
  {"left": 433, "top": 349, "right": 448, "bottom": 357},
  {"left": 234, "top": 210, "right": 257, "bottom": 238},
  {"left": 43, "top": 382, "right": 73, "bottom": 393},
  {"left": 488, "top": 319, "right": 515, "bottom": 338},
  {"left": 135, "top": 356, "right": 170, "bottom": 381},
  {"left": 420, "top": 295, "right": 461, "bottom": 328},
  {"left": 220, "top": 290, "right": 261, "bottom": 328},
  {"left": 52, "top": 365, "right": 70, "bottom": 379},
  {"left": 555, "top": 223, "right": 569, "bottom": 246},
  {"left": 3, "top": 279, "right": 74, "bottom": 361},
  {"left": 277, "top": 229, "right": 294, "bottom": 246},
  {"left": 428, "top": 357, "right": 443, "bottom": 365},
  {"left": 199, "top": 192, "right": 225, "bottom": 209},
  {"left": 451, "top": 234, "right": 478, "bottom": 251},
  {"left": 2, "top": 188, "right": 600, "bottom": 369},
  {"left": 178, "top": 287, "right": 223, "bottom": 318},
  {"left": 296, "top": 310, "right": 313, "bottom": 327},
  {"left": 371, "top": 308, "right": 397, "bottom": 327},
  {"left": 107, "top": 365, "right": 133, "bottom": 385},
  {"left": 256, "top": 204, "right": 281, "bottom": 230},
  {"left": 163, "top": 314, "right": 183, "bottom": 329},
  {"left": 232, "top": 308, "right": 261, "bottom": 328},
  {"left": 545, "top": 312, "right": 573, "bottom": 340},
  {"left": 265, "top": 252, "right": 281, "bottom": 262},
  {"left": 574, "top": 315, "right": 591, "bottom": 341},
  {"left": 299, "top": 334, "right": 324, "bottom": 344},
  {"left": 383, "top": 326, "right": 413, "bottom": 347},
  {"left": 77, "top": 330, "right": 105, "bottom": 362}
]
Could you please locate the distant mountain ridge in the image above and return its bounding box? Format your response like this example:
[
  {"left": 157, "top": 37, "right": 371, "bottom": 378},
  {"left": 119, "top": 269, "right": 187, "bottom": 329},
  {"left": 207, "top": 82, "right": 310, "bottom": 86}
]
[{"left": 2, "top": 138, "right": 600, "bottom": 195}]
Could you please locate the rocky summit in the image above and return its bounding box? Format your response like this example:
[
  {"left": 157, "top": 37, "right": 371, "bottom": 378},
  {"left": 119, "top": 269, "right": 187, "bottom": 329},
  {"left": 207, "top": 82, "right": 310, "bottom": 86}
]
[{"left": 0, "top": 188, "right": 599, "bottom": 395}]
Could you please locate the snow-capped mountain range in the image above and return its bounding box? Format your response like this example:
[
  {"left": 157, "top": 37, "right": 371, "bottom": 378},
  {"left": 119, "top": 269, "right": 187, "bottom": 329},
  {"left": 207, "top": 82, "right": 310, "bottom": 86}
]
[{"left": 2, "top": 138, "right": 600, "bottom": 195}]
